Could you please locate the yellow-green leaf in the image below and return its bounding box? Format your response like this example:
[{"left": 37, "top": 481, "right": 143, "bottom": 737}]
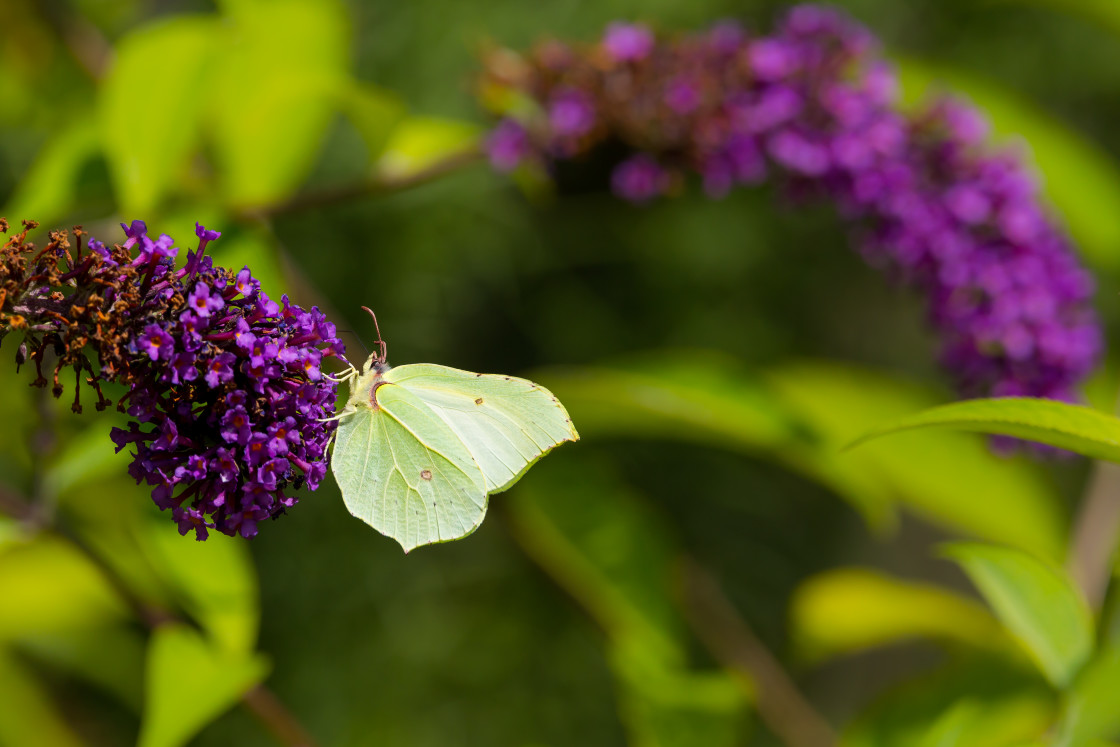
[
  {"left": 139, "top": 624, "right": 269, "bottom": 747},
  {"left": 851, "top": 397, "right": 1120, "bottom": 464},
  {"left": 0, "top": 646, "right": 84, "bottom": 747},
  {"left": 99, "top": 17, "right": 217, "bottom": 215},
  {"left": 376, "top": 117, "right": 483, "bottom": 180},
  {"left": 790, "top": 567, "right": 1018, "bottom": 663},
  {"left": 0, "top": 535, "right": 129, "bottom": 640},
  {"left": 209, "top": 0, "right": 349, "bottom": 207},
  {"left": 943, "top": 543, "right": 1093, "bottom": 688},
  {"left": 138, "top": 522, "right": 260, "bottom": 654},
  {"left": 2, "top": 119, "right": 101, "bottom": 227}
]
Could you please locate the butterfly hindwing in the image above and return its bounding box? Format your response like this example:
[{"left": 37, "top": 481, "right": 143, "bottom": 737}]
[{"left": 332, "top": 381, "right": 488, "bottom": 551}]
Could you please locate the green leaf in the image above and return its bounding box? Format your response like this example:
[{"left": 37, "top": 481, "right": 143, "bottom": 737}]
[
  {"left": 610, "top": 639, "right": 749, "bottom": 747},
  {"left": 2, "top": 119, "right": 101, "bottom": 227},
  {"left": 339, "top": 81, "right": 408, "bottom": 163},
  {"left": 896, "top": 57, "right": 1120, "bottom": 273},
  {"left": 375, "top": 116, "right": 482, "bottom": 180},
  {"left": 842, "top": 657, "right": 1055, "bottom": 747},
  {"left": 1057, "top": 643, "right": 1120, "bottom": 744},
  {"left": 99, "top": 17, "right": 217, "bottom": 215},
  {"left": 768, "top": 363, "right": 1066, "bottom": 559},
  {"left": 851, "top": 397, "right": 1120, "bottom": 464},
  {"left": 0, "top": 535, "right": 129, "bottom": 640},
  {"left": 17, "top": 626, "right": 145, "bottom": 710},
  {"left": 139, "top": 624, "right": 269, "bottom": 747},
  {"left": 138, "top": 521, "right": 260, "bottom": 654},
  {"left": 534, "top": 355, "right": 894, "bottom": 528},
  {"left": 205, "top": 230, "right": 286, "bottom": 304},
  {"left": 42, "top": 421, "right": 131, "bottom": 502},
  {"left": 915, "top": 701, "right": 982, "bottom": 747},
  {"left": 541, "top": 354, "right": 1065, "bottom": 557},
  {"left": 0, "top": 646, "right": 84, "bottom": 747},
  {"left": 790, "top": 567, "right": 1018, "bottom": 663},
  {"left": 943, "top": 543, "right": 1093, "bottom": 688},
  {"left": 209, "top": 0, "right": 349, "bottom": 207}
]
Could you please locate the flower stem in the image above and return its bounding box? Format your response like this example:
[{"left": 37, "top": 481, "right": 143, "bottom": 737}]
[
  {"left": 679, "top": 558, "right": 836, "bottom": 747},
  {"left": 242, "top": 147, "right": 483, "bottom": 219},
  {"left": 1068, "top": 388, "right": 1120, "bottom": 609},
  {"left": 1067, "top": 460, "right": 1120, "bottom": 609}
]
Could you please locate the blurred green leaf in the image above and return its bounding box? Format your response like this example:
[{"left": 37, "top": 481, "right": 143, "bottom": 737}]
[
  {"left": 790, "top": 567, "right": 1018, "bottom": 663},
  {"left": 943, "top": 543, "right": 1093, "bottom": 688},
  {"left": 60, "top": 474, "right": 179, "bottom": 612},
  {"left": 842, "top": 657, "right": 1054, "bottom": 747},
  {"left": 205, "top": 230, "right": 285, "bottom": 303},
  {"left": 17, "top": 626, "right": 145, "bottom": 710},
  {"left": 1057, "top": 643, "right": 1120, "bottom": 744},
  {"left": 896, "top": 57, "right": 1120, "bottom": 273},
  {"left": 540, "top": 355, "right": 1065, "bottom": 557},
  {"left": 510, "top": 454, "right": 750, "bottom": 746},
  {"left": 376, "top": 116, "right": 483, "bottom": 180},
  {"left": 42, "top": 421, "right": 129, "bottom": 502},
  {"left": 0, "top": 517, "right": 21, "bottom": 549},
  {"left": 510, "top": 454, "right": 683, "bottom": 660},
  {"left": 610, "top": 639, "right": 749, "bottom": 747},
  {"left": 768, "top": 363, "right": 1065, "bottom": 559},
  {"left": 0, "top": 646, "right": 84, "bottom": 747},
  {"left": 339, "top": 81, "right": 409, "bottom": 163},
  {"left": 535, "top": 355, "right": 894, "bottom": 528},
  {"left": 99, "top": 17, "right": 217, "bottom": 215},
  {"left": 138, "top": 520, "right": 260, "bottom": 654},
  {"left": 139, "top": 623, "right": 269, "bottom": 747},
  {"left": 209, "top": 0, "right": 349, "bottom": 208},
  {"left": 0, "top": 535, "right": 128, "bottom": 640},
  {"left": 2, "top": 119, "right": 100, "bottom": 227},
  {"left": 851, "top": 397, "right": 1120, "bottom": 464},
  {"left": 916, "top": 701, "right": 981, "bottom": 747}
]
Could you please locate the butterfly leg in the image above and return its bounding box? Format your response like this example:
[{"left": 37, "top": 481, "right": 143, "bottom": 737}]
[
  {"left": 325, "top": 364, "right": 358, "bottom": 384},
  {"left": 319, "top": 405, "right": 356, "bottom": 424}
]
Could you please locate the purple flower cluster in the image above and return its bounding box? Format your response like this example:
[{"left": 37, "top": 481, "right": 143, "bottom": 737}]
[
  {"left": 105, "top": 221, "right": 344, "bottom": 539},
  {"left": 481, "top": 4, "right": 1102, "bottom": 402}
]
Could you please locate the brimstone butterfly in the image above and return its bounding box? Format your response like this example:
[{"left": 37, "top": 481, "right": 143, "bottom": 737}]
[{"left": 329, "top": 308, "right": 579, "bottom": 551}]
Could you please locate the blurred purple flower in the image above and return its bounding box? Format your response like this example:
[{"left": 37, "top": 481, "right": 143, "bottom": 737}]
[
  {"left": 612, "top": 155, "right": 668, "bottom": 203},
  {"left": 481, "top": 3, "right": 1103, "bottom": 406},
  {"left": 603, "top": 23, "right": 654, "bottom": 61}
]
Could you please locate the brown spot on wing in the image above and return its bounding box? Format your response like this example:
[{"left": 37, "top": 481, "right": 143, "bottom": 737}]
[
  {"left": 420, "top": 469, "right": 432, "bottom": 481},
  {"left": 475, "top": 397, "right": 484, "bottom": 405}
]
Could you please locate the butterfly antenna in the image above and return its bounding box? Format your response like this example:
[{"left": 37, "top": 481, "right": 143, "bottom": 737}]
[
  {"left": 338, "top": 329, "right": 369, "bottom": 358},
  {"left": 361, "top": 306, "right": 387, "bottom": 364}
]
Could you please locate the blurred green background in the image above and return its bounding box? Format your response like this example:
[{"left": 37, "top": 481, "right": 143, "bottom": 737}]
[{"left": 4, "top": 0, "right": 1120, "bottom": 745}]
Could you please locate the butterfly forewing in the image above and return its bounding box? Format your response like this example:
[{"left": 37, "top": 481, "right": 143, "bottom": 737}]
[{"left": 385, "top": 364, "right": 579, "bottom": 492}]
